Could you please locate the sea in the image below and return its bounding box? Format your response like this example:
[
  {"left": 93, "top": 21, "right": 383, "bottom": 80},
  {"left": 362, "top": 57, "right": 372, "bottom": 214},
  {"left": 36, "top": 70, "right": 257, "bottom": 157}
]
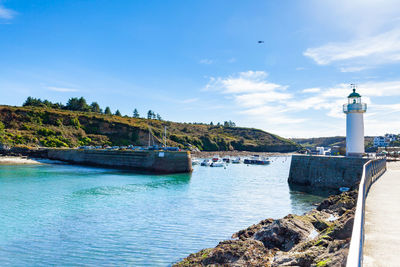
[{"left": 0, "top": 156, "right": 329, "bottom": 266}]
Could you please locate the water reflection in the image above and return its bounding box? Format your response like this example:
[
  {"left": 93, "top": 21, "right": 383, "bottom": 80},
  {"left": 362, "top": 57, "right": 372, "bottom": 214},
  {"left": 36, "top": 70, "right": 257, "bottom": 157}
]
[
  {"left": 73, "top": 173, "right": 191, "bottom": 196},
  {"left": 288, "top": 184, "right": 334, "bottom": 214}
]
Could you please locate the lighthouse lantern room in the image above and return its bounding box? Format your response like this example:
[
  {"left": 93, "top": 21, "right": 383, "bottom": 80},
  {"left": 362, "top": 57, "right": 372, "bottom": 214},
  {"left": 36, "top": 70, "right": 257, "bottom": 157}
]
[{"left": 343, "top": 85, "right": 367, "bottom": 157}]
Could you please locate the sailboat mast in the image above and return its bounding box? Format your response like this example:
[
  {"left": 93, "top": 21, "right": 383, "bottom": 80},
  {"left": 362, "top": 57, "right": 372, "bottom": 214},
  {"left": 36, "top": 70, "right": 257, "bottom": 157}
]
[
  {"left": 148, "top": 126, "right": 151, "bottom": 147},
  {"left": 163, "top": 126, "right": 167, "bottom": 147}
]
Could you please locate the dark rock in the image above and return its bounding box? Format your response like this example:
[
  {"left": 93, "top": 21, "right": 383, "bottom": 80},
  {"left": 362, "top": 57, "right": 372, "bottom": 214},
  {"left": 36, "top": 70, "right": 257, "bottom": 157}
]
[
  {"left": 232, "top": 218, "right": 274, "bottom": 240},
  {"left": 328, "top": 211, "right": 354, "bottom": 240},
  {"left": 317, "top": 191, "right": 357, "bottom": 215},
  {"left": 253, "top": 214, "right": 315, "bottom": 251},
  {"left": 173, "top": 240, "right": 271, "bottom": 267}
]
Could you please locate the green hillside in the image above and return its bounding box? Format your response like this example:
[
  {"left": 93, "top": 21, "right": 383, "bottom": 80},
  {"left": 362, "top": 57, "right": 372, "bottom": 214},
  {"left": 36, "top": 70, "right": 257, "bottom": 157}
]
[
  {"left": 0, "top": 105, "right": 300, "bottom": 152},
  {"left": 291, "top": 136, "right": 375, "bottom": 148}
]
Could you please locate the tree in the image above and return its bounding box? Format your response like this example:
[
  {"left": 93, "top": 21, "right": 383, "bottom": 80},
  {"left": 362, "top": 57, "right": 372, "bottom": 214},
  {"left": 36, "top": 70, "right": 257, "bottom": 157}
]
[
  {"left": 133, "top": 108, "right": 140, "bottom": 118},
  {"left": 23, "top": 97, "right": 45, "bottom": 107},
  {"left": 115, "top": 110, "right": 122, "bottom": 116},
  {"left": 90, "top": 102, "right": 101, "bottom": 113},
  {"left": 210, "top": 121, "right": 214, "bottom": 126},
  {"left": 104, "top": 106, "right": 112, "bottom": 115},
  {"left": 223, "top": 120, "right": 236, "bottom": 127},
  {"left": 147, "top": 110, "right": 153, "bottom": 119},
  {"left": 156, "top": 114, "right": 162, "bottom": 120},
  {"left": 65, "top": 97, "right": 89, "bottom": 111}
]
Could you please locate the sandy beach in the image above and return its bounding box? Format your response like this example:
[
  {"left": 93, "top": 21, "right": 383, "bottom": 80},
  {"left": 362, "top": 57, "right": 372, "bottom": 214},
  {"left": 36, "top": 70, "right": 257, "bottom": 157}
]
[{"left": 0, "top": 156, "right": 62, "bottom": 165}]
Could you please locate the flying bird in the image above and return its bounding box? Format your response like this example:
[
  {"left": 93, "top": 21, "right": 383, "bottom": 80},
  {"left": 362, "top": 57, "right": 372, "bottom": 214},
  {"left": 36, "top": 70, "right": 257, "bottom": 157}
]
[{"left": 258, "top": 41, "right": 264, "bottom": 44}]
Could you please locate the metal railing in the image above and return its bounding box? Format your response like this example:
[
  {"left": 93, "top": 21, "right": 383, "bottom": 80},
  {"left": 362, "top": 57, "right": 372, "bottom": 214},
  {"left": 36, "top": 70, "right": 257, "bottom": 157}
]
[
  {"left": 346, "top": 158, "right": 387, "bottom": 267},
  {"left": 343, "top": 103, "right": 367, "bottom": 113}
]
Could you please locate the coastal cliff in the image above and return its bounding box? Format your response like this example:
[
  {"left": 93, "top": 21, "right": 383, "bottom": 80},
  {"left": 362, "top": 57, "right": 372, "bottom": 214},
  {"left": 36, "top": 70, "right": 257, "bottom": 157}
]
[
  {"left": 0, "top": 105, "right": 299, "bottom": 152},
  {"left": 174, "top": 191, "right": 356, "bottom": 267}
]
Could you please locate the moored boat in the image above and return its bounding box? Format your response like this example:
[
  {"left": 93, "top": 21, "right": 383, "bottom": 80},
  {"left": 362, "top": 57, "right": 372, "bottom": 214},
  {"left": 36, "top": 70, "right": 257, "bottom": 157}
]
[
  {"left": 244, "top": 155, "right": 270, "bottom": 165},
  {"left": 212, "top": 155, "right": 220, "bottom": 162},
  {"left": 231, "top": 157, "right": 241, "bottom": 164},
  {"left": 192, "top": 159, "right": 201, "bottom": 166},
  {"left": 200, "top": 159, "right": 212, "bottom": 166},
  {"left": 210, "top": 160, "right": 225, "bottom": 167},
  {"left": 222, "top": 157, "right": 230, "bottom": 163}
]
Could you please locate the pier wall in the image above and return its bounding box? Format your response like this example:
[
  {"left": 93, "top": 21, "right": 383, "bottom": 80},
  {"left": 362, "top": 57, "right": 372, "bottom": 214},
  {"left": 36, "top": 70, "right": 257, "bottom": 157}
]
[
  {"left": 34, "top": 149, "right": 191, "bottom": 174},
  {"left": 45, "top": 149, "right": 192, "bottom": 174},
  {"left": 288, "top": 155, "right": 368, "bottom": 189}
]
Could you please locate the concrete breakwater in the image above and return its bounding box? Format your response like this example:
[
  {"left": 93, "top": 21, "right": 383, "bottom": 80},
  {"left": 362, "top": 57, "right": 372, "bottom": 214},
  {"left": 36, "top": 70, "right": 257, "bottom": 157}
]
[
  {"left": 0, "top": 147, "right": 193, "bottom": 174},
  {"left": 288, "top": 155, "right": 368, "bottom": 189}
]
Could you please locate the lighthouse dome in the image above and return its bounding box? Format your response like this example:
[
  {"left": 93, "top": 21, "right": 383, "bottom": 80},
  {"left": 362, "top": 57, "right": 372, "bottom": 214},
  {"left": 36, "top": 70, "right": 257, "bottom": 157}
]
[{"left": 348, "top": 89, "right": 361, "bottom": 98}]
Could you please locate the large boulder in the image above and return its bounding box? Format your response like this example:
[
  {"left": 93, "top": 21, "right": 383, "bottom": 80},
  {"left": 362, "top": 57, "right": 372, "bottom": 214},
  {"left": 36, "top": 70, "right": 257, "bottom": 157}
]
[
  {"left": 173, "top": 239, "right": 271, "bottom": 267},
  {"left": 253, "top": 214, "right": 316, "bottom": 251}
]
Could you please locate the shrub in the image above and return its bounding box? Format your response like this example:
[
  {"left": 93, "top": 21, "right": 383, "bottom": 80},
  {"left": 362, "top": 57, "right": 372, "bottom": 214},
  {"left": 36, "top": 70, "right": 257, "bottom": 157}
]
[
  {"left": 70, "top": 117, "right": 81, "bottom": 129},
  {"left": 37, "top": 128, "right": 56, "bottom": 137},
  {"left": 41, "top": 137, "right": 68, "bottom": 147},
  {"left": 79, "top": 136, "right": 92, "bottom": 146}
]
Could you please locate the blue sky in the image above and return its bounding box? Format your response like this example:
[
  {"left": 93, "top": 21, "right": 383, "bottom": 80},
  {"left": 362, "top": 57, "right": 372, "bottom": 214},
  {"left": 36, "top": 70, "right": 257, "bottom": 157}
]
[{"left": 1, "top": 0, "right": 400, "bottom": 137}]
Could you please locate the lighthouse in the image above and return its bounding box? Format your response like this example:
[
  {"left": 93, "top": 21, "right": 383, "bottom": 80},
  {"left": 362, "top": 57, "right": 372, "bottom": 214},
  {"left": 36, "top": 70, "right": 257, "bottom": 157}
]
[{"left": 343, "top": 85, "right": 367, "bottom": 157}]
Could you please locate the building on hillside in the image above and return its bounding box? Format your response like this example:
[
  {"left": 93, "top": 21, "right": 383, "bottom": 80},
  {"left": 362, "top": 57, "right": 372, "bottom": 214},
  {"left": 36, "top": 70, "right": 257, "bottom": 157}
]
[
  {"left": 373, "top": 136, "right": 389, "bottom": 147},
  {"left": 384, "top": 133, "right": 397, "bottom": 142}
]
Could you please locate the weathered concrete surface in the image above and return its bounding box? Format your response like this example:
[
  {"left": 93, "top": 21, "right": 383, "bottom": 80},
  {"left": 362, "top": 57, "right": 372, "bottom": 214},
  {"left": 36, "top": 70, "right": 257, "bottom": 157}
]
[
  {"left": 46, "top": 149, "right": 193, "bottom": 174},
  {"left": 288, "top": 155, "right": 368, "bottom": 189},
  {"left": 364, "top": 161, "right": 400, "bottom": 267}
]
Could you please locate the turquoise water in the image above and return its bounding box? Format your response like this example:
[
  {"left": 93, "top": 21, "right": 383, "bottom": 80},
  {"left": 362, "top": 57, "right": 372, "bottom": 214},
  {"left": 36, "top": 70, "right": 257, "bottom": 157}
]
[{"left": 0, "top": 157, "right": 327, "bottom": 266}]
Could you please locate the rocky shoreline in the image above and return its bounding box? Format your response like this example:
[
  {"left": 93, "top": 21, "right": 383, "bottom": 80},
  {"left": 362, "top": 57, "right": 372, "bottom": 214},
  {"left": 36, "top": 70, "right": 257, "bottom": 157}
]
[{"left": 174, "top": 190, "right": 357, "bottom": 267}]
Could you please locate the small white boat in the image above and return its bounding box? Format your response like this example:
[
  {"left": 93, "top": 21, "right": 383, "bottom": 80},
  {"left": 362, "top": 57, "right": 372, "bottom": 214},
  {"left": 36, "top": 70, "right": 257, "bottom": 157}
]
[
  {"left": 231, "top": 157, "right": 241, "bottom": 164},
  {"left": 211, "top": 160, "right": 225, "bottom": 167},
  {"left": 192, "top": 159, "right": 201, "bottom": 166},
  {"left": 244, "top": 155, "right": 270, "bottom": 165},
  {"left": 200, "top": 159, "right": 212, "bottom": 166}
]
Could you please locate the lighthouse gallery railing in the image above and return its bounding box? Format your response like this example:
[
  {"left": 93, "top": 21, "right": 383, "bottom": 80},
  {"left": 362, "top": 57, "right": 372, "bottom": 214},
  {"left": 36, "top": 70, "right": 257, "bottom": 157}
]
[
  {"left": 343, "top": 103, "right": 367, "bottom": 113},
  {"left": 346, "top": 158, "right": 386, "bottom": 267}
]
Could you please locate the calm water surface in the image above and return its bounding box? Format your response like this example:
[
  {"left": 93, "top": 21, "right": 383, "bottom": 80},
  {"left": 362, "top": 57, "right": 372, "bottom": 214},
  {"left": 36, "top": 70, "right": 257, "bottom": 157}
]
[{"left": 0, "top": 156, "right": 328, "bottom": 266}]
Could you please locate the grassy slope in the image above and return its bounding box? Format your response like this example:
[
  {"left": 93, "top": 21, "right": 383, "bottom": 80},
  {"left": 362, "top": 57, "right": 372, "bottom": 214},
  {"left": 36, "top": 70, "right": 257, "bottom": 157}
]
[
  {"left": 291, "top": 136, "right": 374, "bottom": 148},
  {"left": 0, "top": 105, "right": 300, "bottom": 152}
]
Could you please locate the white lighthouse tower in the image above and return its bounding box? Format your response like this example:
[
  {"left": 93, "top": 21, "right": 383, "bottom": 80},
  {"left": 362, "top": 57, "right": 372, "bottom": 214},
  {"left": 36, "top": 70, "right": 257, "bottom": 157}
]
[{"left": 343, "top": 85, "right": 367, "bottom": 157}]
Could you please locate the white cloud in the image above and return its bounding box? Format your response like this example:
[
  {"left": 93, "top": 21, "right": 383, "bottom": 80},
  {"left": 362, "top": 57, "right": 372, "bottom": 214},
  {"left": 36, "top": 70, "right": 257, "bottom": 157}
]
[
  {"left": 205, "top": 71, "right": 287, "bottom": 95},
  {"left": 304, "top": 28, "right": 400, "bottom": 69},
  {"left": 199, "top": 59, "right": 213, "bottom": 64},
  {"left": 47, "top": 86, "right": 78, "bottom": 92},
  {"left": 204, "top": 71, "right": 301, "bottom": 127},
  {"left": 205, "top": 71, "right": 400, "bottom": 136},
  {"left": 0, "top": 6, "right": 15, "bottom": 19},
  {"left": 302, "top": 88, "right": 320, "bottom": 93},
  {"left": 339, "top": 66, "right": 369, "bottom": 73}
]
